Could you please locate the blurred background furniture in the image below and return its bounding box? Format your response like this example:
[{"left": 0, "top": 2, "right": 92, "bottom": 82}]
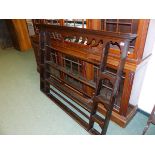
[
  {"left": 0, "top": 20, "right": 13, "bottom": 49},
  {"left": 5, "top": 19, "right": 32, "bottom": 51}
]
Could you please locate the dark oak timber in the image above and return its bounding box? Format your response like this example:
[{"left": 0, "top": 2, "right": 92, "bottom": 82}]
[
  {"left": 38, "top": 24, "right": 137, "bottom": 134},
  {"left": 30, "top": 19, "right": 150, "bottom": 128}
]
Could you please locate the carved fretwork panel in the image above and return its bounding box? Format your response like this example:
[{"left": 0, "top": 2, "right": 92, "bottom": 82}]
[
  {"left": 86, "top": 19, "right": 149, "bottom": 62},
  {"left": 32, "top": 19, "right": 149, "bottom": 65},
  {"left": 43, "top": 25, "right": 137, "bottom": 68}
]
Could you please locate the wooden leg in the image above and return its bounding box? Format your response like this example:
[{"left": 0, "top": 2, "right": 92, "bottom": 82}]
[
  {"left": 142, "top": 121, "right": 151, "bottom": 135},
  {"left": 101, "top": 111, "right": 111, "bottom": 135},
  {"left": 142, "top": 105, "right": 155, "bottom": 135},
  {"left": 88, "top": 101, "right": 98, "bottom": 130}
]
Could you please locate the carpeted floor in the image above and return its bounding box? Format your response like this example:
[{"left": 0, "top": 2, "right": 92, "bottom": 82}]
[{"left": 0, "top": 48, "right": 155, "bottom": 135}]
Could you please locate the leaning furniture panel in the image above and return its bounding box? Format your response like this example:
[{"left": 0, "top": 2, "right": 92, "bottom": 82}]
[{"left": 39, "top": 24, "right": 136, "bottom": 131}]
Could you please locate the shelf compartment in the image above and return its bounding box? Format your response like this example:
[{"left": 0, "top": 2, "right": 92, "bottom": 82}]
[
  {"left": 46, "top": 68, "right": 93, "bottom": 98},
  {"left": 46, "top": 90, "right": 89, "bottom": 131},
  {"left": 45, "top": 77, "right": 92, "bottom": 112},
  {"left": 45, "top": 61, "right": 96, "bottom": 89},
  {"left": 48, "top": 85, "right": 90, "bottom": 119}
]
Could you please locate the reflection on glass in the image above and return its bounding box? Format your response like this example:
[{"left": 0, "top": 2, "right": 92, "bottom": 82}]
[{"left": 64, "top": 19, "right": 86, "bottom": 28}]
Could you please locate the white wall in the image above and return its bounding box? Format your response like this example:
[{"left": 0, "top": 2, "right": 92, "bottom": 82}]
[
  {"left": 136, "top": 19, "right": 155, "bottom": 113},
  {"left": 129, "top": 59, "right": 149, "bottom": 106}
]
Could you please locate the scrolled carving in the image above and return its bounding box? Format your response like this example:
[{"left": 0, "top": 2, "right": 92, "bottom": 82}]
[
  {"left": 70, "top": 36, "right": 77, "bottom": 43},
  {"left": 58, "top": 34, "right": 105, "bottom": 48},
  {"left": 48, "top": 30, "right": 132, "bottom": 59},
  {"left": 83, "top": 37, "right": 88, "bottom": 45},
  {"left": 109, "top": 41, "right": 121, "bottom": 50},
  {"left": 50, "top": 32, "right": 62, "bottom": 40}
]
